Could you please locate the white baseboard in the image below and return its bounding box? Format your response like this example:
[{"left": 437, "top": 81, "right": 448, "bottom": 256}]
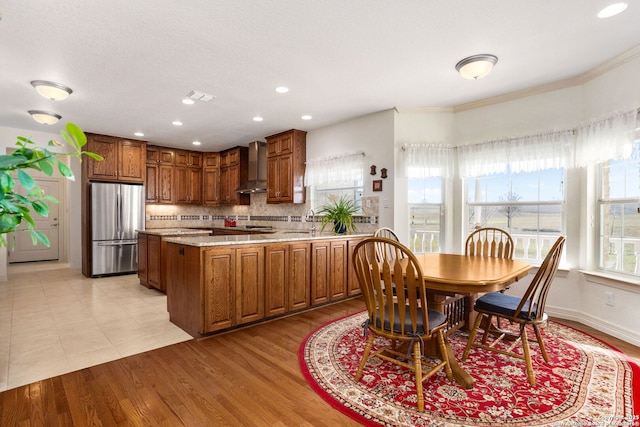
[{"left": 547, "top": 305, "right": 640, "bottom": 347}]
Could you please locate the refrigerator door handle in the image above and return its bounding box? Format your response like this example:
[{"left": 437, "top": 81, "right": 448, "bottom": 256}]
[{"left": 97, "top": 241, "right": 137, "bottom": 247}]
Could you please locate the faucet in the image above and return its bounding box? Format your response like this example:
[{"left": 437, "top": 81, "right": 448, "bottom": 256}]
[{"left": 307, "top": 209, "right": 316, "bottom": 235}]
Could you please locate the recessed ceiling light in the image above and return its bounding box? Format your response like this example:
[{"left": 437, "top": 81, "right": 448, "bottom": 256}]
[
  {"left": 301, "top": 115, "right": 312, "bottom": 120},
  {"left": 181, "top": 98, "right": 195, "bottom": 105},
  {"left": 275, "top": 86, "right": 289, "bottom": 93},
  {"left": 597, "top": 2, "right": 627, "bottom": 18},
  {"left": 172, "top": 120, "right": 183, "bottom": 126},
  {"left": 253, "top": 116, "right": 264, "bottom": 122},
  {"left": 31, "top": 80, "right": 73, "bottom": 101},
  {"left": 192, "top": 141, "right": 201, "bottom": 146},
  {"left": 28, "top": 110, "right": 61, "bottom": 125},
  {"left": 134, "top": 132, "right": 144, "bottom": 137}
]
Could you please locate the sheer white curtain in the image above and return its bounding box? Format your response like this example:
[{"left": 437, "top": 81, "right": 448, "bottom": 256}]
[
  {"left": 304, "top": 151, "right": 364, "bottom": 187},
  {"left": 457, "top": 130, "right": 575, "bottom": 177},
  {"left": 400, "top": 143, "right": 455, "bottom": 178},
  {"left": 574, "top": 109, "right": 638, "bottom": 167}
]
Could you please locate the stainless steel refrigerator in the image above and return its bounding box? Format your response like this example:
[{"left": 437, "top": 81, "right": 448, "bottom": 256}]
[{"left": 91, "top": 182, "right": 144, "bottom": 276}]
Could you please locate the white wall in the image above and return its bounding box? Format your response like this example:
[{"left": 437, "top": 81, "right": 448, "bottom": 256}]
[{"left": 306, "top": 109, "right": 395, "bottom": 228}]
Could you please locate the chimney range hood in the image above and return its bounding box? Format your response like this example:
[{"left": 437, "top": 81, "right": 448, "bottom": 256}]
[{"left": 235, "top": 141, "right": 267, "bottom": 194}]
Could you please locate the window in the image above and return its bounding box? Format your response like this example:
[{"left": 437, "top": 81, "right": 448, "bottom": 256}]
[
  {"left": 597, "top": 141, "right": 640, "bottom": 275},
  {"left": 408, "top": 176, "right": 442, "bottom": 253},
  {"left": 466, "top": 166, "right": 565, "bottom": 262},
  {"left": 314, "top": 181, "right": 363, "bottom": 212},
  {"left": 305, "top": 152, "right": 364, "bottom": 212}
]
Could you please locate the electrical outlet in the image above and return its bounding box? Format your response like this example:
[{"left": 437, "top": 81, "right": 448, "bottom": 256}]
[{"left": 605, "top": 291, "right": 615, "bottom": 307}]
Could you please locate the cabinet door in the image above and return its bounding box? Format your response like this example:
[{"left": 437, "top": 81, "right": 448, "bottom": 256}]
[
  {"left": 203, "top": 167, "right": 220, "bottom": 205},
  {"left": 203, "top": 248, "right": 235, "bottom": 332},
  {"left": 147, "top": 235, "right": 162, "bottom": 290},
  {"left": 188, "top": 168, "right": 202, "bottom": 204},
  {"left": 86, "top": 135, "right": 118, "bottom": 181},
  {"left": 235, "top": 247, "right": 265, "bottom": 325},
  {"left": 276, "top": 154, "right": 293, "bottom": 202},
  {"left": 330, "top": 240, "right": 348, "bottom": 300},
  {"left": 289, "top": 242, "right": 310, "bottom": 310},
  {"left": 145, "top": 164, "right": 158, "bottom": 203},
  {"left": 311, "top": 241, "right": 331, "bottom": 305},
  {"left": 118, "top": 139, "right": 145, "bottom": 182},
  {"left": 265, "top": 244, "right": 288, "bottom": 317},
  {"left": 204, "top": 153, "right": 220, "bottom": 168},
  {"left": 347, "top": 238, "right": 363, "bottom": 296},
  {"left": 137, "top": 233, "right": 148, "bottom": 285},
  {"left": 266, "top": 156, "right": 279, "bottom": 203},
  {"left": 158, "top": 165, "right": 174, "bottom": 203}
]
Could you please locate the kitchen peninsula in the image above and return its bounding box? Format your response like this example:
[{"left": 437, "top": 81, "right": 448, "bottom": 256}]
[{"left": 163, "top": 231, "right": 370, "bottom": 338}]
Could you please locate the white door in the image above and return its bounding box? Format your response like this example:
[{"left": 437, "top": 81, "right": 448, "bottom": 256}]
[{"left": 9, "top": 178, "right": 61, "bottom": 263}]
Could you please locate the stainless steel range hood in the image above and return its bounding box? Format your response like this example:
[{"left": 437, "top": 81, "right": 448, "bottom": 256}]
[{"left": 235, "top": 141, "right": 267, "bottom": 194}]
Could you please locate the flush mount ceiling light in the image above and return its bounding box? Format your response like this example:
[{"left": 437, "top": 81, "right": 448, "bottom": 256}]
[
  {"left": 597, "top": 2, "right": 627, "bottom": 18},
  {"left": 253, "top": 116, "right": 263, "bottom": 122},
  {"left": 275, "top": 86, "right": 289, "bottom": 93},
  {"left": 192, "top": 141, "right": 201, "bottom": 146},
  {"left": 28, "top": 110, "right": 61, "bottom": 125},
  {"left": 134, "top": 132, "right": 144, "bottom": 137},
  {"left": 455, "top": 54, "right": 498, "bottom": 80},
  {"left": 301, "top": 115, "right": 312, "bottom": 120},
  {"left": 172, "top": 120, "right": 183, "bottom": 126},
  {"left": 30, "top": 80, "right": 73, "bottom": 100}
]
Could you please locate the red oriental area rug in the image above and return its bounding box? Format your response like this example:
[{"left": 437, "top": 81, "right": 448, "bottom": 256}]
[{"left": 299, "top": 311, "right": 639, "bottom": 427}]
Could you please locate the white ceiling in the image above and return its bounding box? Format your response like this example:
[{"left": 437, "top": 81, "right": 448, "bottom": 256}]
[{"left": 1, "top": 1, "right": 639, "bottom": 152}]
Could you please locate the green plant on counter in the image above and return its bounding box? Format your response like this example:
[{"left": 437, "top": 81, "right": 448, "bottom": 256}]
[
  {"left": 318, "top": 195, "right": 359, "bottom": 234},
  {"left": 0, "top": 122, "right": 103, "bottom": 247}
]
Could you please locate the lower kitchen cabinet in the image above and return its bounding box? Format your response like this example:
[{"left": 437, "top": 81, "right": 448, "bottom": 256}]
[{"left": 166, "top": 236, "right": 364, "bottom": 338}]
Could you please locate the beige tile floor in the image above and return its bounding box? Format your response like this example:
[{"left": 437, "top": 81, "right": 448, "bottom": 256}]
[{"left": 0, "top": 261, "right": 192, "bottom": 392}]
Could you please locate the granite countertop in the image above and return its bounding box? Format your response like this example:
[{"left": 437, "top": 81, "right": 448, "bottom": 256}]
[
  {"left": 163, "top": 231, "right": 372, "bottom": 247},
  {"left": 137, "top": 228, "right": 213, "bottom": 236}
]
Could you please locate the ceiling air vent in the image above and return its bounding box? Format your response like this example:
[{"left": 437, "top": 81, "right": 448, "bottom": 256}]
[{"left": 185, "top": 90, "right": 215, "bottom": 102}]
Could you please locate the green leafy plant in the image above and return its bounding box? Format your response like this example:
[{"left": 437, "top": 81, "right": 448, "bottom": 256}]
[
  {"left": 318, "top": 195, "right": 359, "bottom": 234},
  {"left": 0, "top": 122, "right": 102, "bottom": 247}
]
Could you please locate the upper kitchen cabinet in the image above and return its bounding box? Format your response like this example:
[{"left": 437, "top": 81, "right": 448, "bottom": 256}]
[
  {"left": 266, "top": 129, "right": 306, "bottom": 204},
  {"left": 174, "top": 149, "right": 203, "bottom": 204},
  {"left": 175, "top": 150, "right": 202, "bottom": 168},
  {"left": 220, "top": 147, "right": 250, "bottom": 205},
  {"left": 203, "top": 153, "right": 221, "bottom": 206},
  {"left": 85, "top": 133, "right": 146, "bottom": 183},
  {"left": 146, "top": 146, "right": 174, "bottom": 204}
]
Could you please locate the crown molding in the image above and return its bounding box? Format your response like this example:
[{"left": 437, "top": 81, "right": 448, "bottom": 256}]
[
  {"left": 394, "top": 106, "right": 454, "bottom": 114},
  {"left": 453, "top": 44, "right": 640, "bottom": 113}
]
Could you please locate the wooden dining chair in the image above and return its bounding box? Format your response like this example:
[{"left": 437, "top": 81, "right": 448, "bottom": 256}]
[
  {"left": 352, "top": 237, "right": 452, "bottom": 411},
  {"left": 373, "top": 227, "right": 405, "bottom": 261},
  {"left": 465, "top": 227, "right": 514, "bottom": 259},
  {"left": 461, "top": 236, "right": 565, "bottom": 386}
]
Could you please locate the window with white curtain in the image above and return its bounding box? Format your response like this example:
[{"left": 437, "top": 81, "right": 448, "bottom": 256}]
[
  {"left": 459, "top": 131, "right": 572, "bottom": 262},
  {"left": 304, "top": 152, "right": 364, "bottom": 211},
  {"left": 401, "top": 144, "right": 454, "bottom": 254}
]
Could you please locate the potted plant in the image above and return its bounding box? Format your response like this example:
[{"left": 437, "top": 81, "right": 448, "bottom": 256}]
[{"left": 318, "top": 195, "right": 358, "bottom": 234}]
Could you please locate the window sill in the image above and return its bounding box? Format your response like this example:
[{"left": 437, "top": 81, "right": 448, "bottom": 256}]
[{"left": 579, "top": 269, "right": 640, "bottom": 293}]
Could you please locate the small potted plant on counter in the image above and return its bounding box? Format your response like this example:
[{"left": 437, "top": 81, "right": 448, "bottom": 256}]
[{"left": 318, "top": 195, "right": 358, "bottom": 234}]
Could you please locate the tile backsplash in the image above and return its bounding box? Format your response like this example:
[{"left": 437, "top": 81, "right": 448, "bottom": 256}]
[{"left": 145, "top": 193, "right": 379, "bottom": 232}]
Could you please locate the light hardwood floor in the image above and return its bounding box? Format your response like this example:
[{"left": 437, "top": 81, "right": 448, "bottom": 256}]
[{"left": 1, "top": 266, "right": 638, "bottom": 426}]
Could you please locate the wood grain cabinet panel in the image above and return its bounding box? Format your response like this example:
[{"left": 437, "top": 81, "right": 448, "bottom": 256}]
[
  {"left": 220, "top": 147, "right": 249, "bottom": 205},
  {"left": 137, "top": 233, "right": 148, "bottom": 284},
  {"left": 203, "top": 248, "right": 236, "bottom": 332},
  {"left": 146, "top": 146, "right": 175, "bottom": 204},
  {"left": 265, "top": 244, "right": 288, "bottom": 317},
  {"left": 330, "top": 240, "right": 348, "bottom": 300},
  {"left": 85, "top": 134, "right": 146, "bottom": 183},
  {"left": 311, "top": 241, "right": 331, "bottom": 305},
  {"left": 203, "top": 153, "right": 220, "bottom": 206},
  {"left": 235, "top": 246, "right": 265, "bottom": 325},
  {"left": 289, "top": 242, "right": 311, "bottom": 310},
  {"left": 266, "top": 129, "right": 306, "bottom": 204}
]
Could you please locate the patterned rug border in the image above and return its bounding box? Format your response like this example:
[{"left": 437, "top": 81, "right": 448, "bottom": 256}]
[{"left": 298, "top": 310, "right": 640, "bottom": 427}]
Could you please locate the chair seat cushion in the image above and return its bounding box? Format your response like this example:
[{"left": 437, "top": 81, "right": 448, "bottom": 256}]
[
  {"left": 475, "top": 292, "right": 539, "bottom": 321},
  {"left": 373, "top": 305, "right": 447, "bottom": 335}
]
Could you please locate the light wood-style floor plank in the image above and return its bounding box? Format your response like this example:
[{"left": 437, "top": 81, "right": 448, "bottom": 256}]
[{"left": 0, "top": 297, "right": 637, "bottom": 426}]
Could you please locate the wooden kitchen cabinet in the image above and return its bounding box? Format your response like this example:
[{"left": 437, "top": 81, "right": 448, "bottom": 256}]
[
  {"left": 266, "top": 129, "right": 306, "bottom": 204},
  {"left": 220, "top": 146, "right": 250, "bottom": 205},
  {"left": 203, "top": 248, "right": 236, "bottom": 332},
  {"left": 289, "top": 242, "right": 311, "bottom": 310},
  {"left": 311, "top": 240, "right": 331, "bottom": 305},
  {"left": 347, "top": 238, "right": 363, "bottom": 296},
  {"left": 137, "top": 233, "right": 148, "bottom": 284},
  {"left": 203, "top": 153, "right": 220, "bottom": 206},
  {"left": 265, "top": 244, "right": 289, "bottom": 317},
  {"left": 330, "top": 240, "right": 348, "bottom": 300},
  {"left": 235, "top": 246, "right": 265, "bottom": 325},
  {"left": 175, "top": 165, "right": 202, "bottom": 204},
  {"left": 85, "top": 133, "right": 146, "bottom": 183},
  {"left": 175, "top": 150, "right": 202, "bottom": 168},
  {"left": 146, "top": 146, "right": 175, "bottom": 204}
]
